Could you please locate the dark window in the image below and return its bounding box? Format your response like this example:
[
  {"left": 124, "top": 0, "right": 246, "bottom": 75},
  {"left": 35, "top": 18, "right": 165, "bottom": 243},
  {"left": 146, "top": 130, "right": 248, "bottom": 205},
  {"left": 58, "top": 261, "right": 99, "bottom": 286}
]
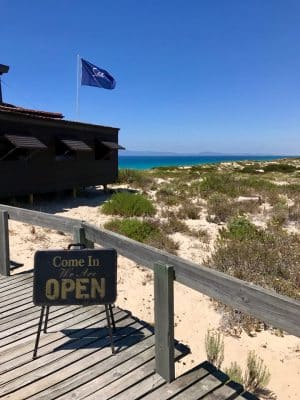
[
  {"left": 0, "top": 139, "right": 13, "bottom": 160},
  {"left": 95, "top": 141, "right": 112, "bottom": 160},
  {"left": 60, "top": 139, "right": 92, "bottom": 152},
  {"left": 55, "top": 138, "right": 76, "bottom": 161},
  {"left": 0, "top": 137, "right": 36, "bottom": 161}
]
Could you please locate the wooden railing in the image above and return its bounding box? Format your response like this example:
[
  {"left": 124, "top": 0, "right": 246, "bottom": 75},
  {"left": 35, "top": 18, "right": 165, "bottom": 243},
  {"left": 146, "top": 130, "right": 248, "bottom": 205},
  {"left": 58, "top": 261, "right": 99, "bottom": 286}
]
[{"left": 1, "top": 204, "right": 300, "bottom": 382}]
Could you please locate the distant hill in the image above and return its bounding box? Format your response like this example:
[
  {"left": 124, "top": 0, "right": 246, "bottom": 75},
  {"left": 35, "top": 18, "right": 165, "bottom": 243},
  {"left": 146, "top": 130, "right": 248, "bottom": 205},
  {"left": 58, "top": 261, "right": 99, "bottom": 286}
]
[{"left": 121, "top": 150, "right": 284, "bottom": 157}]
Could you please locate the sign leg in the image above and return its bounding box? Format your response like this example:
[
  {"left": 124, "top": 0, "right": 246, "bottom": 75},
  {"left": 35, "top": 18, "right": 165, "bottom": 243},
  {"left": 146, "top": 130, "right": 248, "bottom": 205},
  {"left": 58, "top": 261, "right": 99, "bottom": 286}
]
[
  {"left": 109, "top": 304, "right": 116, "bottom": 332},
  {"left": 44, "top": 306, "right": 50, "bottom": 333},
  {"left": 105, "top": 305, "right": 115, "bottom": 354},
  {"left": 33, "top": 306, "right": 45, "bottom": 359}
]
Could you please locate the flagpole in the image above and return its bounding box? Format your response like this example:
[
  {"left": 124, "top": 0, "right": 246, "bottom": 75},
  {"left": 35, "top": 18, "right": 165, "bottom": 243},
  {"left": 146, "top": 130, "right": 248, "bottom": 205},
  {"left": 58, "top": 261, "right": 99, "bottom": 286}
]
[{"left": 76, "top": 54, "right": 80, "bottom": 120}]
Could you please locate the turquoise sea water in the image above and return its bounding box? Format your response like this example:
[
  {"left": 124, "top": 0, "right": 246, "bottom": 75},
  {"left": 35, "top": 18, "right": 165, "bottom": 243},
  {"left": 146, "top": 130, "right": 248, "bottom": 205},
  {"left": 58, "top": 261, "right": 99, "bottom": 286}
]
[{"left": 118, "top": 155, "right": 287, "bottom": 170}]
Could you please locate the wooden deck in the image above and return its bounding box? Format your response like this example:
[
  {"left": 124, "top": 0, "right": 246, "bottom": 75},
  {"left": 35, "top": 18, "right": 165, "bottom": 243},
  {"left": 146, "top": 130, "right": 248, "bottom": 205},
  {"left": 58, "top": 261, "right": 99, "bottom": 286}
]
[{"left": 0, "top": 272, "right": 256, "bottom": 400}]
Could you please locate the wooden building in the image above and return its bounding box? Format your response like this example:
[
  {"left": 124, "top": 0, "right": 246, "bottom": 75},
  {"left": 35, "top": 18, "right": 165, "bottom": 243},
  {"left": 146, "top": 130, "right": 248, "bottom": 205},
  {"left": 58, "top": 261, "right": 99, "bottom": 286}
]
[{"left": 0, "top": 103, "right": 124, "bottom": 197}]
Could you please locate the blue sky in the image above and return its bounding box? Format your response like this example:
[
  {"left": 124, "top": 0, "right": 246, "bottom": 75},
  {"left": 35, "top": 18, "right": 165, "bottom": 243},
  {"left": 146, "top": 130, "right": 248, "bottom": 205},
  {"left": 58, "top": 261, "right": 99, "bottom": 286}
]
[{"left": 1, "top": 0, "right": 300, "bottom": 154}]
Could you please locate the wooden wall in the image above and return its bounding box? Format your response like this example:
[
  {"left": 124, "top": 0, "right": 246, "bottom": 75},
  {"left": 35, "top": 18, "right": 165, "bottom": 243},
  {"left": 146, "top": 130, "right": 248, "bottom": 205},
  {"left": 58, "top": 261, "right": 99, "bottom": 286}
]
[{"left": 0, "top": 112, "right": 120, "bottom": 196}]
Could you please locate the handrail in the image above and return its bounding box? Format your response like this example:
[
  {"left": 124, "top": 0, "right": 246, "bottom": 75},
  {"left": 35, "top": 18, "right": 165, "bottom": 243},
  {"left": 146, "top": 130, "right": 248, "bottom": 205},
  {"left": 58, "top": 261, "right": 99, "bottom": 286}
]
[
  {"left": 1, "top": 203, "right": 300, "bottom": 338},
  {"left": 0, "top": 204, "right": 82, "bottom": 233}
]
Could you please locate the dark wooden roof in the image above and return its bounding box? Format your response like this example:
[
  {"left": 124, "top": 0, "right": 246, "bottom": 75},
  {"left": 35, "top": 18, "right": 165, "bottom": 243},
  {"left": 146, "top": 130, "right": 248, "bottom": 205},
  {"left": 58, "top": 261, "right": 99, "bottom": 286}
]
[
  {"left": 0, "top": 103, "right": 63, "bottom": 119},
  {"left": 0, "top": 103, "right": 120, "bottom": 133}
]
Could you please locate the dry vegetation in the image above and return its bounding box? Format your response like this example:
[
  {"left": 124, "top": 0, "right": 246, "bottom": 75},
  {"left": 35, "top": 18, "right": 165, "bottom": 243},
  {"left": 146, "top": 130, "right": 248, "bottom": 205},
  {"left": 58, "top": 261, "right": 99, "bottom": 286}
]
[
  {"left": 205, "top": 330, "right": 273, "bottom": 397},
  {"left": 102, "top": 158, "right": 300, "bottom": 328},
  {"left": 99, "top": 159, "right": 300, "bottom": 397}
]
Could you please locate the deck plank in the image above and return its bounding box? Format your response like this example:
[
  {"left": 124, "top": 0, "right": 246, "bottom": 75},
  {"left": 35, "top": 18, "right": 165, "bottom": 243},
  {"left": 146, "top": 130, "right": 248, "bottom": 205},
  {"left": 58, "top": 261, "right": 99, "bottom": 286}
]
[
  {"left": 0, "top": 305, "right": 91, "bottom": 340},
  {"left": 0, "top": 275, "right": 32, "bottom": 290},
  {"left": 0, "top": 272, "right": 256, "bottom": 400},
  {"left": 0, "top": 282, "right": 32, "bottom": 300},
  {"left": 0, "top": 314, "right": 136, "bottom": 398},
  {"left": 109, "top": 373, "right": 165, "bottom": 400},
  {"left": 141, "top": 365, "right": 209, "bottom": 400},
  {"left": 171, "top": 374, "right": 223, "bottom": 399},
  {"left": 0, "top": 306, "right": 90, "bottom": 348},
  {"left": 0, "top": 309, "right": 119, "bottom": 376},
  {"left": 60, "top": 346, "right": 157, "bottom": 400},
  {"left": 2, "top": 321, "right": 148, "bottom": 400},
  {"left": 203, "top": 383, "right": 243, "bottom": 399},
  {"left": 29, "top": 338, "right": 156, "bottom": 400}
]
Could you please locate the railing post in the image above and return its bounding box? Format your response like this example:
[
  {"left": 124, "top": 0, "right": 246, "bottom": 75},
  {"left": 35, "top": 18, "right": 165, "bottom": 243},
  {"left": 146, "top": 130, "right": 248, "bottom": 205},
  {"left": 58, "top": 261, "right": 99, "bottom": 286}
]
[
  {"left": 73, "top": 224, "right": 94, "bottom": 248},
  {"left": 154, "top": 262, "right": 175, "bottom": 382},
  {"left": 0, "top": 211, "right": 10, "bottom": 276}
]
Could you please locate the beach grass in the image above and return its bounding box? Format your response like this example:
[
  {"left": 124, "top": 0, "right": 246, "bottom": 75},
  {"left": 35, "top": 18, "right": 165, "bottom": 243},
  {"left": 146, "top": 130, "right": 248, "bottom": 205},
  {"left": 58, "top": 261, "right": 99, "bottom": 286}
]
[{"left": 101, "top": 158, "right": 300, "bottom": 305}]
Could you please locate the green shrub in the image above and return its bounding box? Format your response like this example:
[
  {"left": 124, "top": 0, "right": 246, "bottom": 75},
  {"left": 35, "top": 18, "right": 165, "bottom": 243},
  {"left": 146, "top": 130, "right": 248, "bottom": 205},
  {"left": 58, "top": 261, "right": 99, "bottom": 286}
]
[
  {"left": 242, "top": 176, "right": 277, "bottom": 190},
  {"left": 117, "top": 169, "right": 153, "bottom": 189},
  {"left": 207, "top": 218, "right": 300, "bottom": 299},
  {"left": 244, "top": 351, "right": 271, "bottom": 392},
  {"left": 151, "top": 166, "right": 188, "bottom": 179},
  {"left": 240, "top": 163, "right": 297, "bottom": 174},
  {"left": 263, "top": 163, "right": 297, "bottom": 173},
  {"left": 101, "top": 192, "right": 155, "bottom": 217},
  {"left": 199, "top": 172, "right": 277, "bottom": 200},
  {"left": 206, "top": 193, "right": 235, "bottom": 223},
  {"left": 224, "top": 362, "right": 244, "bottom": 385},
  {"left": 220, "top": 216, "right": 260, "bottom": 241},
  {"left": 205, "top": 329, "right": 224, "bottom": 369},
  {"left": 199, "top": 173, "right": 242, "bottom": 198},
  {"left": 239, "top": 164, "right": 263, "bottom": 174},
  {"left": 156, "top": 184, "right": 184, "bottom": 206},
  {"left": 104, "top": 218, "right": 158, "bottom": 242},
  {"left": 104, "top": 218, "right": 178, "bottom": 254}
]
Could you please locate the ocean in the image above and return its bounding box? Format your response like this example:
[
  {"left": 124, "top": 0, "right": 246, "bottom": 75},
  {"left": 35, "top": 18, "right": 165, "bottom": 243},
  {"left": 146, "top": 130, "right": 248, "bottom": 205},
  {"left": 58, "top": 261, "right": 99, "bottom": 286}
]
[{"left": 118, "top": 155, "right": 286, "bottom": 170}]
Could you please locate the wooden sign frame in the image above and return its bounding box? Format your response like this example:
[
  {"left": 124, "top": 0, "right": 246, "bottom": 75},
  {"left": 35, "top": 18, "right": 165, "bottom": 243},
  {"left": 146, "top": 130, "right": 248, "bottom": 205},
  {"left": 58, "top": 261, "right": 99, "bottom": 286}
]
[
  {"left": 33, "top": 248, "right": 117, "bottom": 306},
  {"left": 32, "top": 247, "right": 117, "bottom": 359}
]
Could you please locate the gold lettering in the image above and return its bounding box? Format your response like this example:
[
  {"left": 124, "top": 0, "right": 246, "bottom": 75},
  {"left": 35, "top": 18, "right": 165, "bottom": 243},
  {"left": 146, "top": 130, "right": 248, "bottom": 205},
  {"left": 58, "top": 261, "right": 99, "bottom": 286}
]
[
  {"left": 45, "top": 279, "right": 59, "bottom": 300},
  {"left": 61, "top": 279, "right": 75, "bottom": 299},
  {"left": 75, "top": 278, "right": 89, "bottom": 299},
  {"left": 88, "top": 256, "right": 100, "bottom": 267},
  {"left": 91, "top": 278, "right": 105, "bottom": 299},
  {"left": 53, "top": 256, "right": 61, "bottom": 267},
  {"left": 52, "top": 257, "right": 85, "bottom": 268}
]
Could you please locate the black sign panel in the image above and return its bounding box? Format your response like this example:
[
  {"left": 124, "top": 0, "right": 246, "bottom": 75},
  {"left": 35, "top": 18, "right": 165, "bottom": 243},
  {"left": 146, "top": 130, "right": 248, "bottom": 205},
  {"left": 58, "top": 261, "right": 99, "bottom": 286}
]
[{"left": 33, "top": 249, "right": 117, "bottom": 306}]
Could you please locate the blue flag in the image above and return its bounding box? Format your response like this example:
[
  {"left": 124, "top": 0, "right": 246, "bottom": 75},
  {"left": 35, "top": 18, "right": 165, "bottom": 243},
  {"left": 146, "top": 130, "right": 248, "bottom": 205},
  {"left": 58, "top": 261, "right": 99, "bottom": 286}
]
[{"left": 81, "top": 59, "right": 116, "bottom": 90}]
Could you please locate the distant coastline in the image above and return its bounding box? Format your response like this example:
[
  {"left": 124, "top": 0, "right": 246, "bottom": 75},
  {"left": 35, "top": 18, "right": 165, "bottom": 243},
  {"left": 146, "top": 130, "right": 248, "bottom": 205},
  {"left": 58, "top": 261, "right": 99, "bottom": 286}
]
[{"left": 118, "top": 154, "right": 290, "bottom": 170}]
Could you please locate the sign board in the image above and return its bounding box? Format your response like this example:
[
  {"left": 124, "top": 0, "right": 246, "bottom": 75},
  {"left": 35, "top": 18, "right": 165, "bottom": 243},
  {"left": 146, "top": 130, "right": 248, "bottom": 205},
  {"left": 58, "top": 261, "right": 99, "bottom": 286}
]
[{"left": 33, "top": 248, "right": 117, "bottom": 306}]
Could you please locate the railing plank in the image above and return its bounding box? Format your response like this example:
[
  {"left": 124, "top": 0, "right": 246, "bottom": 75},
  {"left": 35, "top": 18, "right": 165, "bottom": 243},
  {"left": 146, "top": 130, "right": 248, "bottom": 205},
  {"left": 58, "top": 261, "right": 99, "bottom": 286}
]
[
  {"left": 0, "top": 204, "right": 299, "bottom": 338},
  {"left": 83, "top": 222, "right": 300, "bottom": 337},
  {"left": 0, "top": 211, "right": 10, "bottom": 276},
  {"left": 154, "top": 263, "right": 175, "bottom": 382},
  {"left": 0, "top": 204, "right": 81, "bottom": 233}
]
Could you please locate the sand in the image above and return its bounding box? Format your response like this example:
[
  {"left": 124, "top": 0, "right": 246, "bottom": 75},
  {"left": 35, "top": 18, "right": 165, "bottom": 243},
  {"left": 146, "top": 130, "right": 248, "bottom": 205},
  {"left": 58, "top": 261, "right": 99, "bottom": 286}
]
[{"left": 6, "top": 186, "right": 300, "bottom": 399}]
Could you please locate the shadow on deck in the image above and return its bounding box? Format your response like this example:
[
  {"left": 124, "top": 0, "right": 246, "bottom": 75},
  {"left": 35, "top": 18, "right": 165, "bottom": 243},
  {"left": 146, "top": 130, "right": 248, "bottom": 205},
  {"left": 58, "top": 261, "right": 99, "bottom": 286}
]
[{"left": 0, "top": 272, "right": 258, "bottom": 399}]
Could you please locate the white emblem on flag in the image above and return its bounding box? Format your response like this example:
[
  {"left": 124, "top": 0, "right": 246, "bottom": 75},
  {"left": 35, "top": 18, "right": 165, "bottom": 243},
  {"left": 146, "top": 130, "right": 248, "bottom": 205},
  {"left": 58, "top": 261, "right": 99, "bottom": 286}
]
[{"left": 92, "top": 68, "right": 106, "bottom": 79}]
